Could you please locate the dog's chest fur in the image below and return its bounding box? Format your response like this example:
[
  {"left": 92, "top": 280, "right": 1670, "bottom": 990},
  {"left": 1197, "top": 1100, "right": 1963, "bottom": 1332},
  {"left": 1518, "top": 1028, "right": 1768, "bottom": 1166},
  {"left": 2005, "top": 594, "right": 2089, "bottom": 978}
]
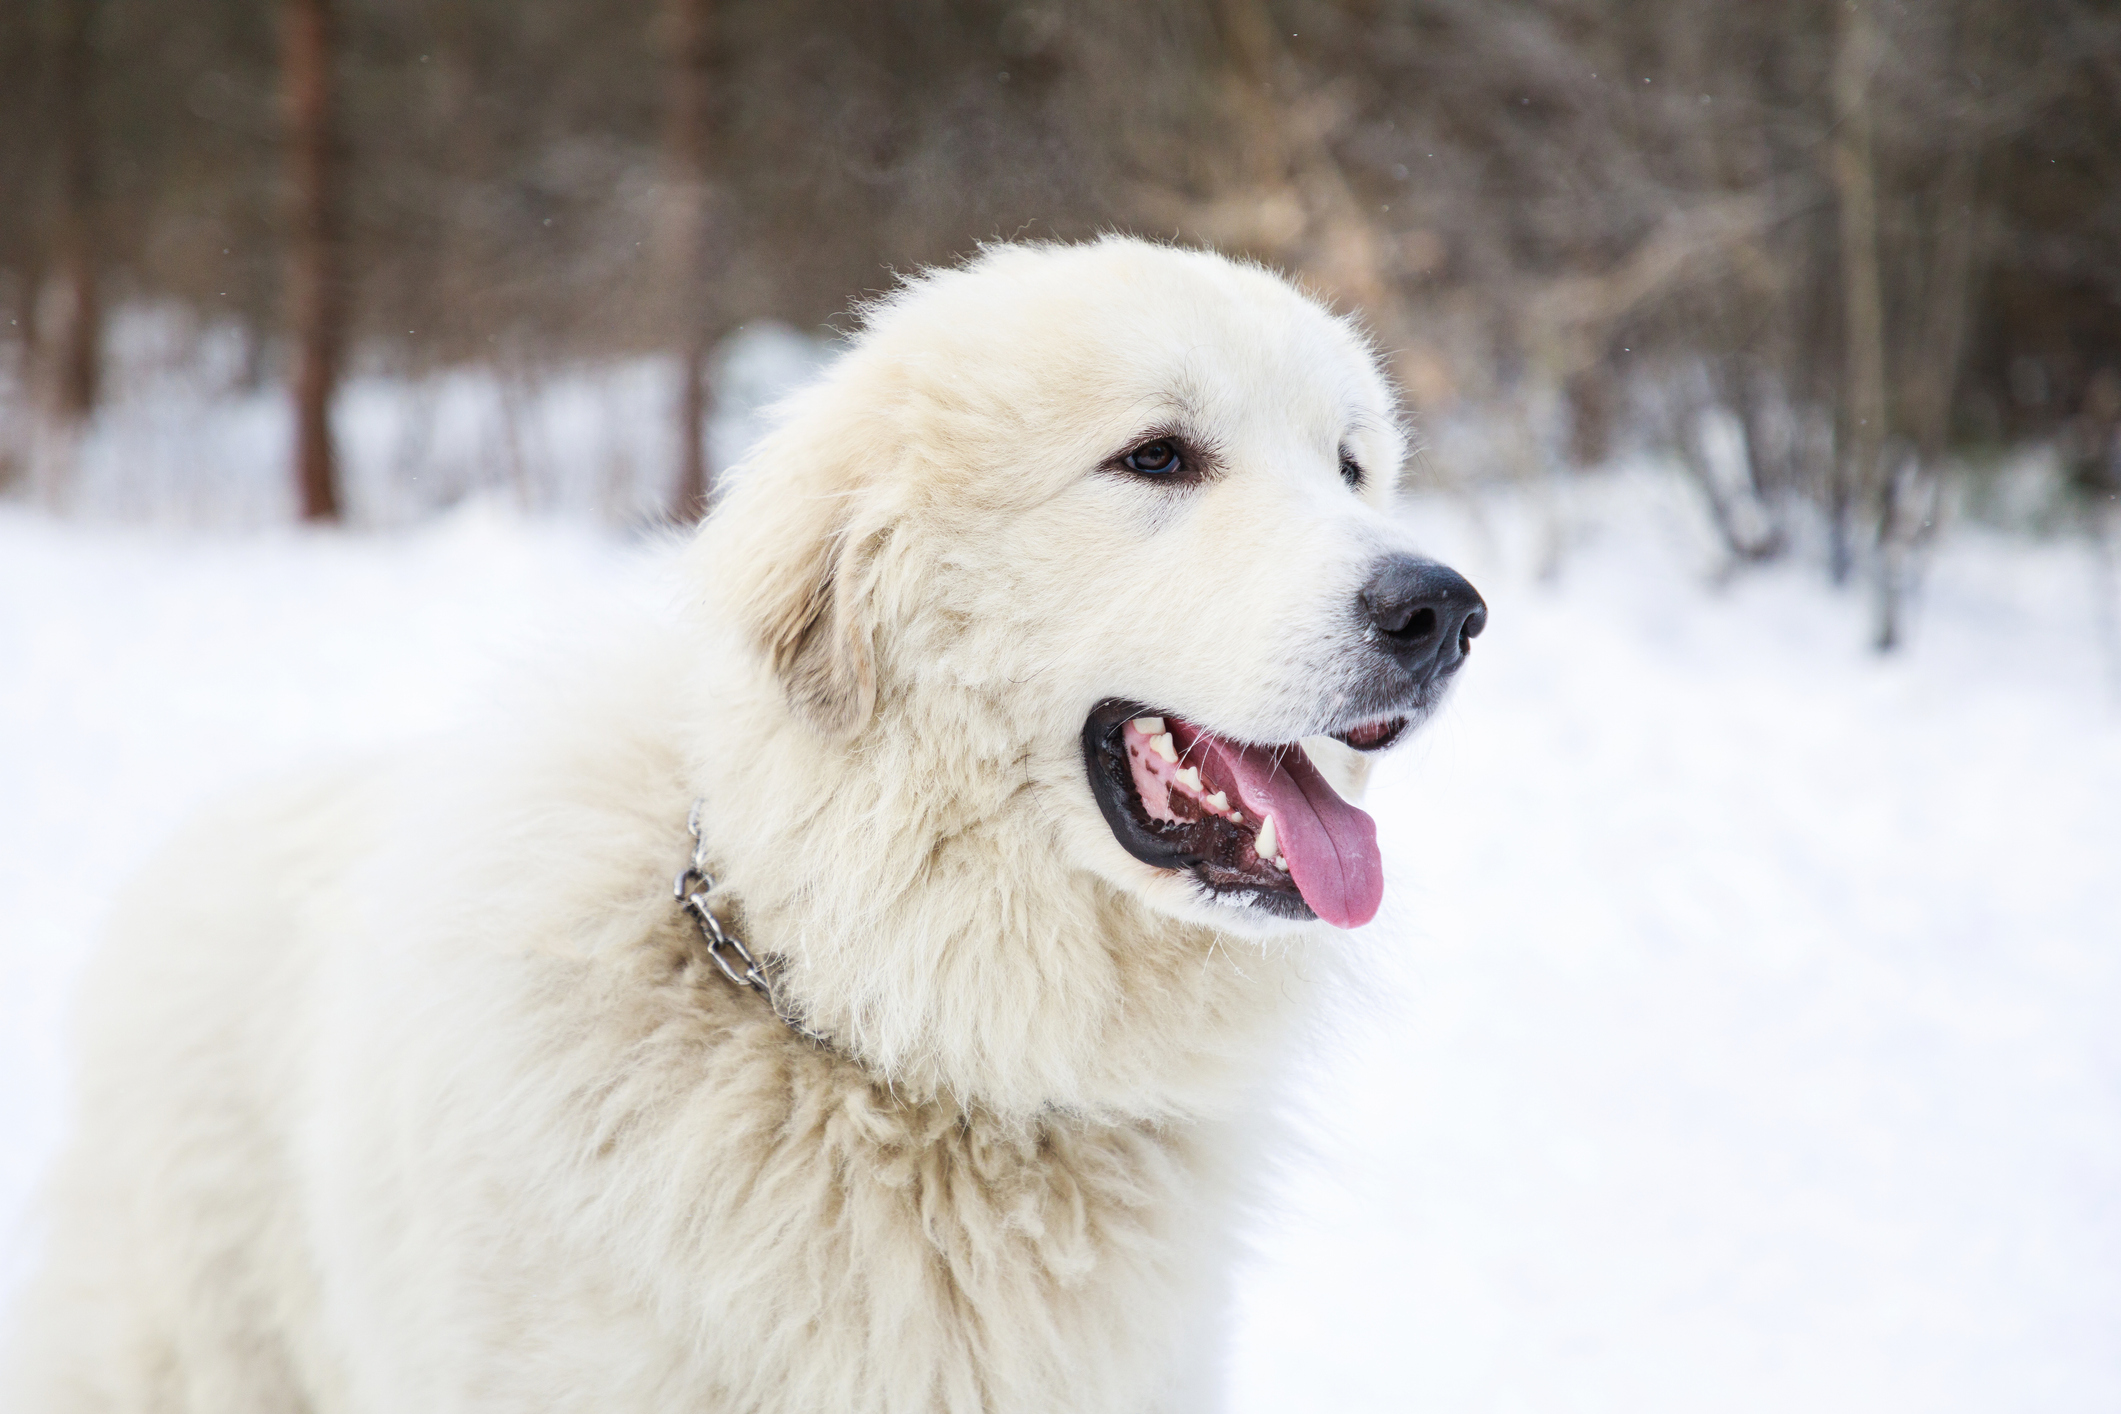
[
  {"left": 279, "top": 670, "right": 1272, "bottom": 1412},
  {"left": 411, "top": 918, "right": 1236, "bottom": 1413}
]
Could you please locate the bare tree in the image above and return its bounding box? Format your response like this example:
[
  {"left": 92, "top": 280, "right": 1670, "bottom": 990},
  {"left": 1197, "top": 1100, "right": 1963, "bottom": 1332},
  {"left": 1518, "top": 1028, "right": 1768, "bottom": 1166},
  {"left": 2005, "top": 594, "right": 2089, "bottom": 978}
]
[
  {"left": 661, "top": 0, "right": 715, "bottom": 522},
  {"left": 5, "top": 0, "right": 2118, "bottom": 569},
  {"left": 1875, "top": 7, "right": 1991, "bottom": 651},
  {"left": 283, "top": 0, "right": 342, "bottom": 522},
  {"left": 46, "top": 0, "right": 100, "bottom": 423},
  {"left": 1831, "top": 0, "right": 1887, "bottom": 592}
]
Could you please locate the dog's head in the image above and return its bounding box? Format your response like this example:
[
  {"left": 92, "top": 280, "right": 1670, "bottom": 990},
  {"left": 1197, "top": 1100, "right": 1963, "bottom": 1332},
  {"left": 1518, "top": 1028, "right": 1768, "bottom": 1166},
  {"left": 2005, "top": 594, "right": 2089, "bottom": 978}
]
[{"left": 697, "top": 237, "right": 1482, "bottom": 938}]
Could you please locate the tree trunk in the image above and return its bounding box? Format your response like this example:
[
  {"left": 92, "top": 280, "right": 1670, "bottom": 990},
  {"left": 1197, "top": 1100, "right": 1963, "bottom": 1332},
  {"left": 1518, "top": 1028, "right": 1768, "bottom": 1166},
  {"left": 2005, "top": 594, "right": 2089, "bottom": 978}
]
[
  {"left": 1831, "top": 0, "right": 1886, "bottom": 596},
  {"left": 1565, "top": 365, "right": 1615, "bottom": 469},
  {"left": 1827, "top": 398, "right": 1855, "bottom": 586},
  {"left": 1876, "top": 149, "right": 1981, "bottom": 651},
  {"left": 1872, "top": 9, "right": 1987, "bottom": 652},
  {"left": 1911, "top": 155, "right": 1981, "bottom": 469},
  {"left": 1735, "top": 370, "right": 1782, "bottom": 508},
  {"left": 1672, "top": 382, "right": 1782, "bottom": 564},
  {"left": 48, "top": 0, "right": 100, "bottom": 423},
  {"left": 283, "top": 0, "right": 342, "bottom": 523},
  {"left": 662, "top": 0, "right": 715, "bottom": 522}
]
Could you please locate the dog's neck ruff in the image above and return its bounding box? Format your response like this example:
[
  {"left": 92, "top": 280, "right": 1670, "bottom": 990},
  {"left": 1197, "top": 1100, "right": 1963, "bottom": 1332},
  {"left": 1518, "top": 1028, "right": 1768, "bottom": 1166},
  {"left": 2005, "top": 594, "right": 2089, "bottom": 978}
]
[{"left": 674, "top": 800, "right": 834, "bottom": 1048}]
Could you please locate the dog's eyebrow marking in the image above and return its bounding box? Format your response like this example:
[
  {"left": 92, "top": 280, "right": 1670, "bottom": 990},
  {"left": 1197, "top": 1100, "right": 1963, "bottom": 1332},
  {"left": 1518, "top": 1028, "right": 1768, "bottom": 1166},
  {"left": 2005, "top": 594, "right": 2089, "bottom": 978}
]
[
  {"left": 1165, "top": 371, "right": 1213, "bottom": 423},
  {"left": 1344, "top": 409, "right": 1385, "bottom": 440},
  {"left": 1114, "top": 382, "right": 1204, "bottom": 429}
]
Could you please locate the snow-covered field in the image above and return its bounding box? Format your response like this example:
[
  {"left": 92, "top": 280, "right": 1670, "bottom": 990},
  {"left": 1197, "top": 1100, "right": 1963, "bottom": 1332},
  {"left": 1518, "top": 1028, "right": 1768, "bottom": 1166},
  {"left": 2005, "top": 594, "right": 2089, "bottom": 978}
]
[{"left": 3, "top": 467, "right": 2118, "bottom": 1411}]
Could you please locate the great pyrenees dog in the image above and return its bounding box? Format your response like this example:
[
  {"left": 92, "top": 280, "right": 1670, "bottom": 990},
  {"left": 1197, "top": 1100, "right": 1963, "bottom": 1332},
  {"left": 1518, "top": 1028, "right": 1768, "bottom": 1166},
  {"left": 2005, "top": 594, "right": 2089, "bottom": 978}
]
[{"left": 8, "top": 237, "right": 1483, "bottom": 1413}]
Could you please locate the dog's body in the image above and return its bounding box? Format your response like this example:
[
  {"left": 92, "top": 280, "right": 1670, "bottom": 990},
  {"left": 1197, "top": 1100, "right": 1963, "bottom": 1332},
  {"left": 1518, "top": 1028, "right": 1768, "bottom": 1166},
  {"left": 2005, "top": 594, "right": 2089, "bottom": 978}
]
[{"left": 8, "top": 239, "right": 1481, "bottom": 1413}]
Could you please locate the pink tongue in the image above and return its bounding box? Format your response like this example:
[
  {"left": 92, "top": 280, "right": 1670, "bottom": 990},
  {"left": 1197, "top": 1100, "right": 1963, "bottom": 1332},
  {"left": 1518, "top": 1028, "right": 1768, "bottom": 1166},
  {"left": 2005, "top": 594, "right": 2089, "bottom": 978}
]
[{"left": 1174, "top": 723, "right": 1384, "bottom": 929}]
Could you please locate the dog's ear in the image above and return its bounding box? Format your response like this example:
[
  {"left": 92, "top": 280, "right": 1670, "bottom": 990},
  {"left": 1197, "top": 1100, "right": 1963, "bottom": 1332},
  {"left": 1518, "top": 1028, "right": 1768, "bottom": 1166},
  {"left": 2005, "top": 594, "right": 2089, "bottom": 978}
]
[
  {"left": 699, "top": 399, "right": 881, "bottom": 741},
  {"left": 759, "top": 514, "right": 876, "bottom": 740}
]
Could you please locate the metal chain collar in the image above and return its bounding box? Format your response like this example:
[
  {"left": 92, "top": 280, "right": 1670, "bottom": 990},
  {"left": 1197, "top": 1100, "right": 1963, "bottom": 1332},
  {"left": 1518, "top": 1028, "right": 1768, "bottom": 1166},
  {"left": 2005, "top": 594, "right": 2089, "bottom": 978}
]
[{"left": 674, "top": 801, "right": 833, "bottom": 1047}]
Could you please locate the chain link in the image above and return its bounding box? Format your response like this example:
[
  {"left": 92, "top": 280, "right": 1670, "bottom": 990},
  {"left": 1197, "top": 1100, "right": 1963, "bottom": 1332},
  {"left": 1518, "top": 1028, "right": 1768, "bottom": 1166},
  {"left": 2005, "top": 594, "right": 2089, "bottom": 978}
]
[{"left": 673, "top": 800, "right": 832, "bottom": 1047}]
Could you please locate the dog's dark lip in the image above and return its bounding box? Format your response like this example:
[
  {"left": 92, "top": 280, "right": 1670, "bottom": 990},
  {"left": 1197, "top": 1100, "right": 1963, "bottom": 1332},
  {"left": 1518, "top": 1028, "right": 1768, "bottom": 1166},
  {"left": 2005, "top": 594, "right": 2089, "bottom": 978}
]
[
  {"left": 1331, "top": 714, "right": 1413, "bottom": 753},
  {"left": 1083, "top": 700, "right": 1192, "bottom": 867},
  {"left": 1082, "top": 700, "right": 1315, "bottom": 919},
  {"left": 1082, "top": 698, "right": 1416, "bottom": 920}
]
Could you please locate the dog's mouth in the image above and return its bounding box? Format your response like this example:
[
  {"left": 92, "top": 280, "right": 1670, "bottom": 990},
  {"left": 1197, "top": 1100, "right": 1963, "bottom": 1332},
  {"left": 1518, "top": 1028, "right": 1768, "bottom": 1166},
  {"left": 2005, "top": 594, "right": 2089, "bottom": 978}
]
[{"left": 1082, "top": 701, "right": 1408, "bottom": 928}]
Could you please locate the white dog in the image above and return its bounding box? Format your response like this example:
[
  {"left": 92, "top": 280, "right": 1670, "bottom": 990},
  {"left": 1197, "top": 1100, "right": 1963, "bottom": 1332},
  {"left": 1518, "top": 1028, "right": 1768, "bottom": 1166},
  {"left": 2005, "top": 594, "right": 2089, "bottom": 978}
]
[{"left": 8, "top": 237, "right": 1483, "bottom": 1413}]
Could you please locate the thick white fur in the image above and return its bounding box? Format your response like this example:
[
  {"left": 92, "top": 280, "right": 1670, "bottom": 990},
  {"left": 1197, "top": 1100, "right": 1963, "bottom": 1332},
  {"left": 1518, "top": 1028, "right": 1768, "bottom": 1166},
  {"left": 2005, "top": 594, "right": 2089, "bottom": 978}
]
[{"left": 7, "top": 239, "right": 1437, "bottom": 1413}]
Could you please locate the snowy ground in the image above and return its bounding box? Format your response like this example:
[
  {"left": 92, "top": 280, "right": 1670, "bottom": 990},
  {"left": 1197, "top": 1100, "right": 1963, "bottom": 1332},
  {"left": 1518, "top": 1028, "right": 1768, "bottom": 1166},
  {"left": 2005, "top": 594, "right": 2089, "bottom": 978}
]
[{"left": 4, "top": 469, "right": 2119, "bottom": 1411}]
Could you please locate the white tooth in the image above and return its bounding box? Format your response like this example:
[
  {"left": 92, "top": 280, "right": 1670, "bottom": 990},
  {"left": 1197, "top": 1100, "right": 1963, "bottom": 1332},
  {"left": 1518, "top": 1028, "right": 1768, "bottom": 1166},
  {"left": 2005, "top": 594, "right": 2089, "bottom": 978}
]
[
  {"left": 1229, "top": 811, "right": 1242, "bottom": 824},
  {"left": 1254, "top": 815, "right": 1277, "bottom": 862},
  {"left": 1132, "top": 716, "right": 1164, "bottom": 736},
  {"left": 1175, "top": 766, "right": 1201, "bottom": 792},
  {"left": 1151, "top": 733, "right": 1178, "bottom": 763},
  {"left": 1275, "top": 855, "right": 1289, "bottom": 871},
  {"left": 1204, "top": 790, "right": 1229, "bottom": 812}
]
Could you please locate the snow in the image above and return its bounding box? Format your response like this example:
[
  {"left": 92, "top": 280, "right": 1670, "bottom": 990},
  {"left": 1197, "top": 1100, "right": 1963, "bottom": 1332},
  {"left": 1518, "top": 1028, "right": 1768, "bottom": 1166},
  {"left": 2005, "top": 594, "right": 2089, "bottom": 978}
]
[
  {"left": 4, "top": 462, "right": 2119, "bottom": 1410},
  {"left": 1228, "top": 478, "right": 2121, "bottom": 1412},
  {"left": 5, "top": 307, "right": 832, "bottom": 528}
]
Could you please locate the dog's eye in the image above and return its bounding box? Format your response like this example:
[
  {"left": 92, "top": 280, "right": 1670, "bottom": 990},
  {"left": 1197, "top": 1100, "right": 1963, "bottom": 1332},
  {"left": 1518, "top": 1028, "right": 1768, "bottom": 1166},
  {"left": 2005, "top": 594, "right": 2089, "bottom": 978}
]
[
  {"left": 1340, "top": 453, "right": 1364, "bottom": 490},
  {"left": 1122, "top": 440, "right": 1182, "bottom": 476}
]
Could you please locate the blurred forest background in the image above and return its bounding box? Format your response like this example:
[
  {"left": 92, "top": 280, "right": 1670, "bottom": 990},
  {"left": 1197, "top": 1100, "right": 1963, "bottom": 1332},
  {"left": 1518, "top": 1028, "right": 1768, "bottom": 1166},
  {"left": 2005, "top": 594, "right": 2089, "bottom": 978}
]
[
  {"left": 11, "top": 8, "right": 2121, "bottom": 1396},
  {"left": 2, "top": 0, "right": 2118, "bottom": 647}
]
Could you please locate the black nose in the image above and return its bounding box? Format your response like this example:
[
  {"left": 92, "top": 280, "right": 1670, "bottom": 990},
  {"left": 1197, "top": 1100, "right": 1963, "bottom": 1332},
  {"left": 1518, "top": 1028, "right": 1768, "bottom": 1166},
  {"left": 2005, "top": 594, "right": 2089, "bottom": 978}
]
[{"left": 1359, "top": 554, "right": 1487, "bottom": 677}]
